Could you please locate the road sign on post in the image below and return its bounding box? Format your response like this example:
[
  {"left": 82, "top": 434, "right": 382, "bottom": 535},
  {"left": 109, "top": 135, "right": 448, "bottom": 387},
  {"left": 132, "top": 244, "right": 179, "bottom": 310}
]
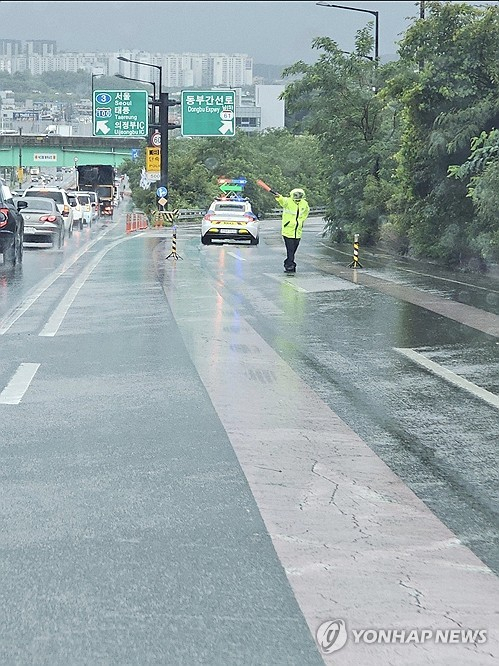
[
  {"left": 146, "top": 147, "right": 160, "bottom": 172},
  {"left": 93, "top": 90, "right": 148, "bottom": 137},
  {"left": 181, "top": 90, "right": 236, "bottom": 137}
]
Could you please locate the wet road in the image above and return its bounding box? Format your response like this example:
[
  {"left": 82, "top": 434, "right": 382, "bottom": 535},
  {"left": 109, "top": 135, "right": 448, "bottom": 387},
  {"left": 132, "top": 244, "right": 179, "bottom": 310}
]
[
  {"left": 0, "top": 205, "right": 498, "bottom": 664},
  {"left": 173, "top": 217, "right": 499, "bottom": 575}
]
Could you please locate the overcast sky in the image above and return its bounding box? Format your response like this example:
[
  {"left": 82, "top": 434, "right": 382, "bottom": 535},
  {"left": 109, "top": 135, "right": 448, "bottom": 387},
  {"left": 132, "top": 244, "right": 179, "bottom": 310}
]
[
  {"left": 2, "top": 2, "right": 496, "bottom": 66},
  {"left": 3, "top": 1, "right": 421, "bottom": 65}
]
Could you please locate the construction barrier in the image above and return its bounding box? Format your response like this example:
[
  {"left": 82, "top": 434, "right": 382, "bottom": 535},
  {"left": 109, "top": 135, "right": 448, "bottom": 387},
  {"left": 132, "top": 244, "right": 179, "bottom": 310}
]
[
  {"left": 151, "top": 210, "right": 179, "bottom": 227},
  {"left": 125, "top": 211, "right": 149, "bottom": 234}
]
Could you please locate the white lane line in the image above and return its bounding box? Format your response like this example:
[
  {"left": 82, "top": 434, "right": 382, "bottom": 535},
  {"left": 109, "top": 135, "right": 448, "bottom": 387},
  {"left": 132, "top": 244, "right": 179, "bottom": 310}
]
[
  {"left": 227, "top": 252, "right": 246, "bottom": 260},
  {"left": 0, "top": 363, "right": 40, "bottom": 404},
  {"left": 39, "top": 237, "right": 125, "bottom": 337},
  {"left": 394, "top": 347, "right": 499, "bottom": 410},
  {"left": 0, "top": 227, "right": 112, "bottom": 335},
  {"left": 319, "top": 241, "right": 499, "bottom": 294}
]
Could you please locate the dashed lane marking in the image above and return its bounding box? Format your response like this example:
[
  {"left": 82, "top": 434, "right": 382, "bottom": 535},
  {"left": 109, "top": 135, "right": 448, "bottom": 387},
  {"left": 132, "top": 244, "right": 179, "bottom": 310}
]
[{"left": 0, "top": 363, "right": 40, "bottom": 405}]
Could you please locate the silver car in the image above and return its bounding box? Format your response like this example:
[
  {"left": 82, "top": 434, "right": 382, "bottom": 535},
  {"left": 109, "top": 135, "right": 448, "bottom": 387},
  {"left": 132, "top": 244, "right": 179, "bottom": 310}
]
[
  {"left": 17, "top": 196, "right": 65, "bottom": 248},
  {"left": 22, "top": 186, "right": 74, "bottom": 238}
]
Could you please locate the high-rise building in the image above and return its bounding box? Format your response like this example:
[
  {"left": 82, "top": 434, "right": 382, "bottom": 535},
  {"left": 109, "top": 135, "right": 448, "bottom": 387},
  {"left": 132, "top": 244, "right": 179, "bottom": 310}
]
[
  {"left": 25, "top": 40, "right": 57, "bottom": 57},
  {"left": 0, "top": 41, "right": 253, "bottom": 88},
  {"left": 116, "top": 51, "right": 253, "bottom": 89},
  {"left": 0, "top": 40, "right": 23, "bottom": 58}
]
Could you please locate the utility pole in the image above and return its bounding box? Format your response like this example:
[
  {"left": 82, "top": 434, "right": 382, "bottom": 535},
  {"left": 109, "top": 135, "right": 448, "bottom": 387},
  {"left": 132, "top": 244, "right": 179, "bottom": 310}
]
[
  {"left": 419, "top": 1, "right": 426, "bottom": 72},
  {"left": 159, "top": 92, "right": 181, "bottom": 191},
  {"left": 149, "top": 92, "right": 180, "bottom": 205},
  {"left": 17, "top": 127, "right": 23, "bottom": 188}
]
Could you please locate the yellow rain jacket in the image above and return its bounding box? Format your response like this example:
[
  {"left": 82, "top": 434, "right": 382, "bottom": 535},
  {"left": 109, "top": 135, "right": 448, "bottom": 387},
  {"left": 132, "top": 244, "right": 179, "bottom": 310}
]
[{"left": 275, "top": 194, "right": 310, "bottom": 239}]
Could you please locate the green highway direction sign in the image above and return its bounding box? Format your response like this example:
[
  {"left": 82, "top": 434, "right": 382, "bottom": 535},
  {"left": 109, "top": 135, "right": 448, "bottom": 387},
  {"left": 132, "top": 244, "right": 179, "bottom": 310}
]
[
  {"left": 220, "top": 183, "right": 243, "bottom": 192},
  {"left": 93, "top": 90, "right": 148, "bottom": 137},
  {"left": 181, "top": 90, "right": 236, "bottom": 137}
]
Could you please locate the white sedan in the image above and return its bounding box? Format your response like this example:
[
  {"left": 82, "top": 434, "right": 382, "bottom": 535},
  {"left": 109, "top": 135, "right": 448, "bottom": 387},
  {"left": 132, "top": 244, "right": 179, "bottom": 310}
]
[{"left": 201, "top": 197, "right": 259, "bottom": 245}]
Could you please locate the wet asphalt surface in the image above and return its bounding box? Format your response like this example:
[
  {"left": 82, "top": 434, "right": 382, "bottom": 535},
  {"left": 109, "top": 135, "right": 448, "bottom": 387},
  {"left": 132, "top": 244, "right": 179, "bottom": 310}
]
[
  {"left": 171, "top": 217, "right": 499, "bottom": 578},
  {"left": 0, "top": 204, "right": 497, "bottom": 664}
]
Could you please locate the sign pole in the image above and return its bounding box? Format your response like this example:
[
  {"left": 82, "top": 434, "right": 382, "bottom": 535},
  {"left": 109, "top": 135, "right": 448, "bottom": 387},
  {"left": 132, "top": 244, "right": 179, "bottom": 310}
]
[{"left": 160, "top": 92, "right": 169, "bottom": 190}]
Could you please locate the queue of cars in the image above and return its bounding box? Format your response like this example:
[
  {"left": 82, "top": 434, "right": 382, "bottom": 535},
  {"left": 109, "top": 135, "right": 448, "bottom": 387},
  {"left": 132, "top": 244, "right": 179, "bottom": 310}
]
[
  {"left": 0, "top": 181, "right": 103, "bottom": 267},
  {"left": 2, "top": 184, "right": 260, "bottom": 268}
]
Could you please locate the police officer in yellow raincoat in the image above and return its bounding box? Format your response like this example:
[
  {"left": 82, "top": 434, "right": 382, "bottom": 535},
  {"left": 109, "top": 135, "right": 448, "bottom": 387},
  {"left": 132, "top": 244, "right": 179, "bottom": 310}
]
[{"left": 275, "top": 188, "right": 310, "bottom": 273}]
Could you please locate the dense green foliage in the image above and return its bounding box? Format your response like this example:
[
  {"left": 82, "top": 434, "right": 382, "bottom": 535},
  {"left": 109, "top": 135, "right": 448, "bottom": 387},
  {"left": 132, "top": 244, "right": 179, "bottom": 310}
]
[
  {"left": 120, "top": 129, "right": 325, "bottom": 219},
  {"left": 276, "top": 1, "right": 499, "bottom": 269},
  {"left": 387, "top": 1, "right": 499, "bottom": 267},
  {"left": 281, "top": 29, "right": 397, "bottom": 245}
]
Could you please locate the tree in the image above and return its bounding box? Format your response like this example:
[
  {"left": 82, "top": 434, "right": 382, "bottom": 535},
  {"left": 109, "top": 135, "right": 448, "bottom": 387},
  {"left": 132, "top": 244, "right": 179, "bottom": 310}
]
[
  {"left": 280, "top": 28, "right": 394, "bottom": 245},
  {"left": 122, "top": 130, "right": 324, "bottom": 220},
  {"left": 448, "top": 129, "right": 499, "bottom": 263},
  {"left": 387, "top": 1, "right": 499, "bottom": 268}
]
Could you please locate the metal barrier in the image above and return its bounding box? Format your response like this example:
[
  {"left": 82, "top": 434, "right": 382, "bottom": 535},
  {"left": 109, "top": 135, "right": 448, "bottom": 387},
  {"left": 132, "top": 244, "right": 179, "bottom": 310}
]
[
  {"left": 176, "top": 208, "right": 206, "bottom": 219},
  {"left": 174, "top": 207, "right": 326, "bottom": 221}
]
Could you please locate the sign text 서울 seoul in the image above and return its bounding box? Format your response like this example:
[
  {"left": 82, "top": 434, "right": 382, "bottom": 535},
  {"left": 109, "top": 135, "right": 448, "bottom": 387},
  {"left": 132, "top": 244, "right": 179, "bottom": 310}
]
[{"left": 93, "top": 90, "right": 148, "bottom": 137}]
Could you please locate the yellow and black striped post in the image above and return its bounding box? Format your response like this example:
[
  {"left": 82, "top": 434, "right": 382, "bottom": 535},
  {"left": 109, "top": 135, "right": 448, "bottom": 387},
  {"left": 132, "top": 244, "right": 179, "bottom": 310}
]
[
  {"left": 166, "top": 225, "right": 183, "bottom": 260},
  {"left": 348, "top": 233, "right": 363, "bottom": 268}
]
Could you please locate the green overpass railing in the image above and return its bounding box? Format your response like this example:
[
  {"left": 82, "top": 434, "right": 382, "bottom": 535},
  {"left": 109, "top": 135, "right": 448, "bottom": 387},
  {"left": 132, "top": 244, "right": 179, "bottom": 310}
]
[{"left": 0, "top": 135, "right": 144, "bottom": 168}]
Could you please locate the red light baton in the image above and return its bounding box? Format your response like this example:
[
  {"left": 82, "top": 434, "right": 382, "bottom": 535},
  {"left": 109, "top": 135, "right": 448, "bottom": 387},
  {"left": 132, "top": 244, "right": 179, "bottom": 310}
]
[{"left": 256, "top": 179, "right": 279, "bottom": 196}]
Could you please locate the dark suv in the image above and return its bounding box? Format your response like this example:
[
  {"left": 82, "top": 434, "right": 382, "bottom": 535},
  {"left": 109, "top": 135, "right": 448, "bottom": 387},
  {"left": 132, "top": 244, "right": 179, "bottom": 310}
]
[{"left": 0, "top": 181, "right": 27, "bottom": 267}]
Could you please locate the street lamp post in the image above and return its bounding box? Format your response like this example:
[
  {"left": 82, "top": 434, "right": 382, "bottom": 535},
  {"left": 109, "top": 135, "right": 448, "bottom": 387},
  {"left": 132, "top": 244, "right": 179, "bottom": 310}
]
[
  {"left": 115, "top": 74, "right": 157, "bottom": 129},
  {"left": 117, "top": 56, "right": 180, "bottom": 197},
  {"left": 316, "top": 1, "right": 379, "bottom": 63},
  {"left": 91, "top": 72, "right": 104, "bottom": 98}
]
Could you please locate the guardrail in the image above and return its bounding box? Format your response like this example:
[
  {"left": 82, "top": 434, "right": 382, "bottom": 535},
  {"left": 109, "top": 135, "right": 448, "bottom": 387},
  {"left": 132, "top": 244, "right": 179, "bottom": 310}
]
[
  {"left": 177, "top": 208, "right": 206, "bottom": 219},
  {"left": 175, "top": 207, "right": 327, "bottom": 220}
]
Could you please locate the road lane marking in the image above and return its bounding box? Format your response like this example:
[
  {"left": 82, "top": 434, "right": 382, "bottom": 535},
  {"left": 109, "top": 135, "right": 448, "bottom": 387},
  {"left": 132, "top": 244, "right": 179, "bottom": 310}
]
[
  {"left": 227, "top": 252, "right": 246, "bottom": 260},
  {"left": 394, "top": 347, "right": 499, "bottom": 410},
  {"left": 39, "top": 237, "right": 127, "bottom": 337},
  {"left": 318, "top": 241, "right": 499, "bottom": 294},
  {"left": 0, "top": 363, "right": 40, "bottom": 404},
  {"left": 0, "top": 227, "right": 112, "bottom": 335},
  {"left": 161, "top": 261, "right": 499, "bottom": 663}
]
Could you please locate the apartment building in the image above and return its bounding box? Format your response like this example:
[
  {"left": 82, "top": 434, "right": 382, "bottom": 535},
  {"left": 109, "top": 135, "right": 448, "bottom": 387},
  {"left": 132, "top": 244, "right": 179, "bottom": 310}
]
[{"left": 0, "top": 41, "right": 254, "bottom": 89}]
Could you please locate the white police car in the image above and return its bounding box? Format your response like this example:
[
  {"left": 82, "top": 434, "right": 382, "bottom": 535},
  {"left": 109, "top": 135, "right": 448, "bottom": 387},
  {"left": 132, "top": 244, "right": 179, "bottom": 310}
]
[{"left": 201, "top": 197, "right": 259, "bottom": 245}]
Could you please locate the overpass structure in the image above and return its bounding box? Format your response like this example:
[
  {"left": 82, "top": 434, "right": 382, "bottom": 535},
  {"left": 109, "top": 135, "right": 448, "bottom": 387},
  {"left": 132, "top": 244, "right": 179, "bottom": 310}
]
[{"left": 0, "top": 134, "right": 144, "bottom": 169}]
